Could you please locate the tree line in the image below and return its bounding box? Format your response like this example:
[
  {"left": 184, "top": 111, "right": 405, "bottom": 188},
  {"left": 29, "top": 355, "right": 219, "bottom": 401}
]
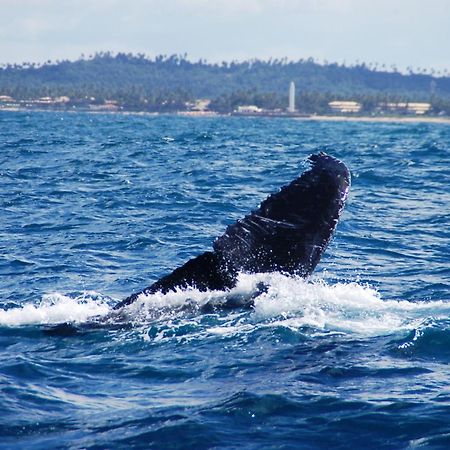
[{"left": 1, "top": 52, "right": 450, "bottom": 114}]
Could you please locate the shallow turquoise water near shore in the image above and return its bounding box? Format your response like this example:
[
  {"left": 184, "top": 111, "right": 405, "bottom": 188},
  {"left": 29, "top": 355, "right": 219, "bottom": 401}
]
[{"left": 1, "top": 111, "right": 450, "bottom": 449}]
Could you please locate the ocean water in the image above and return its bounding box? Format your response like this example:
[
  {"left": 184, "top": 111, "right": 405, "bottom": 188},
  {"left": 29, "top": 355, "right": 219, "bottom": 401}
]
[{"left": 0, "top": 111, "right": 449, "bottom": 449}]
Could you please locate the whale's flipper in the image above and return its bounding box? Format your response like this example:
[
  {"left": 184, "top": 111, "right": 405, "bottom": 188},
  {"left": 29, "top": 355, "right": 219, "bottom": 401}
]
[
  {"left": 214, "top": 152, "right": 350, "bottom": 276},
  {"left": 114, "top": 153, "right": 350, "bottom": 310}
]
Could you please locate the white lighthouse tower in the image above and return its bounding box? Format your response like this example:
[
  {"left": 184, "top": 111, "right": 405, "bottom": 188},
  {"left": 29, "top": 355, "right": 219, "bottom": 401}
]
[{"left": 288, "top": 81, "right": 296, "bottom": 113}]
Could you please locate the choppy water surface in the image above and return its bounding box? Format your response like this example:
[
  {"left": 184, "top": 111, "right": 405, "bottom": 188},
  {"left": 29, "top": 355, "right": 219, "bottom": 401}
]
[{"left": 1, "top": 111, "right": 449, "bottom": 449}]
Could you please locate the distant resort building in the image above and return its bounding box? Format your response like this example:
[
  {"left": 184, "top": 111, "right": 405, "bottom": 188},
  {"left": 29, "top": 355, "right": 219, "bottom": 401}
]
[
  {"left": 328, "top": 100, "right": 432, "bottom": 116},
  {"left": 192, "top": 99, "right": 211, "bottom": 112},
  {"left": 379, "top": 102, "right": 431, "bottom": 115},
  {"left": 236, "top": 105, "right": 263, "bottom": 114},
  {"left": 328, "top": 101, "right": 362, "bottom": 114},
  {"left": 34, "top": 96, "right": 53, "bottom": 105},
  {"left": 54, "top": 96, "right": 70, "bottom": 104},
  {"left": 0, "top": 94, "right": 20, "bottom": 110},
  {"left": 0, "top": 94, "right": 72, "bottom": 110},
  {"left": 180, "top": 99, "right": 217, "bottom": 116},
  {"left": 185, "top": 99, "right": 211, "bottom": 112}
]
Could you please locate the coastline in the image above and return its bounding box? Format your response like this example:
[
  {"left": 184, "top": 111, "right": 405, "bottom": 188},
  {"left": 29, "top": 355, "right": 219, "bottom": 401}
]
[
  {"left": 1, "top": 106, "right": 450, "bottom": 125},
  {"left": 300, "top": 114, "right": 450, "bottom": 125}
]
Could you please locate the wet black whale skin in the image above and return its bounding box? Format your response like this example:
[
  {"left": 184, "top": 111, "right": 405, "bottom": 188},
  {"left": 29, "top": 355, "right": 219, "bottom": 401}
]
[{"left": 114, "top": 153, "right": 350, "bottom": 310}]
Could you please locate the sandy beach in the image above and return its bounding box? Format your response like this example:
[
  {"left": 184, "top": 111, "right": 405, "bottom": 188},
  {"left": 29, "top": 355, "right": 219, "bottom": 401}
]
[{"left": 300, "top": 114, "right": 450, "bottom": 125}]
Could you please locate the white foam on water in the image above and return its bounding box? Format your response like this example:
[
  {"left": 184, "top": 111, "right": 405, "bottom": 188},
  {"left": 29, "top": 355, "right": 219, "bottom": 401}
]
[
  {"left": 249, "top": 273, "right": 448, "bottom": 336},
  {"left": 124, "top": 273, "right": 450, "bottom": 338},
  {"left": 0, "top": 292, "right": 110, "bottom": 327},
  {"left": 1, "top": 274, "right": 448, "bottom": 338}
]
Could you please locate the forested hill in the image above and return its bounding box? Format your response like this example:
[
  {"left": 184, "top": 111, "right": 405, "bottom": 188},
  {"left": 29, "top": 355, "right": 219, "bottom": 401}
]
[{"left": 1, "top": 53, "right": 450, "bottom": 112}]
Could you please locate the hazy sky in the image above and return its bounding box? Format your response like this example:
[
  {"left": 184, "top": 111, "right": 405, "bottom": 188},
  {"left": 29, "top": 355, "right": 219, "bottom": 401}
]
[{"left": 1, "top": 0, "right": 449, "bottom": 72}]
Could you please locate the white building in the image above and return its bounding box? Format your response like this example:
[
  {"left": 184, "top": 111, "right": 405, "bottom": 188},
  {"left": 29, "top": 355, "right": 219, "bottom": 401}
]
[
  {"left": 236, "top": 105, "right": 263, "bottom": 114},
  {"left": 381, "top": 102, "right": 431, "bottom": 115},
  {"left": 328, "top": 101, "right": 362, "bottom": 114}
]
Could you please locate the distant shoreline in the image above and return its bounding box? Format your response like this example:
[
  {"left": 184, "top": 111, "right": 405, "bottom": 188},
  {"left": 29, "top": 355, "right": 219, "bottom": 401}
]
[
  {"left": 299, "top": 115, "right": 450, "bottom": 125},
  {"left": 1, "top": 107, "right": 450, "bottom": 125}
]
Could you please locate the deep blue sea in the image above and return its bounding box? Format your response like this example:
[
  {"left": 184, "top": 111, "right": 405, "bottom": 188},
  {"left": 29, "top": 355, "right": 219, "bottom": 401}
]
[{"left": 1, "top": 111, "right": 450, "bottom": 449}]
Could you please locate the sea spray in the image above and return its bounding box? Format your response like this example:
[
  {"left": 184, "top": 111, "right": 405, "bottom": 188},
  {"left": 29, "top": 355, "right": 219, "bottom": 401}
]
[
  {"left": 3, "top": 275, "right": 447, "bottom": 341},
  {"left": 0, "top": 292, "right": 110, "bottom": 327}
]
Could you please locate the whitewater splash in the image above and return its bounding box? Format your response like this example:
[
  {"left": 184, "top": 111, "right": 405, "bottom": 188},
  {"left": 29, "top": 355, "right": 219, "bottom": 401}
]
[
  {"left": 0, "top": 292, "right": 111, "bottom": 327},
  {"left": 0, "top": 274, "right": 448, "bottom": 338}
]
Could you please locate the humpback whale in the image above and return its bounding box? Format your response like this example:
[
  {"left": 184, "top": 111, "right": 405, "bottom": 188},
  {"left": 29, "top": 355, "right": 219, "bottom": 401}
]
[{"left": 114, "top": 152, "right": 350, "bottom": 311}]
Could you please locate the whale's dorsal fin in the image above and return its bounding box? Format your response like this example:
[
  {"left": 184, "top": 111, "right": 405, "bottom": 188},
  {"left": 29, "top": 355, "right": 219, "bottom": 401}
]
[{"left": 114, "top": 153, "right": 350, "bottom": 310}]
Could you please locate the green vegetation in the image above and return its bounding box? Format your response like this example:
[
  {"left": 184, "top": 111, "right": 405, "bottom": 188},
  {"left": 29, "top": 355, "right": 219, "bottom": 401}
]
[{"left": 1, "top": 52, "right": 450, "bottom": 114}]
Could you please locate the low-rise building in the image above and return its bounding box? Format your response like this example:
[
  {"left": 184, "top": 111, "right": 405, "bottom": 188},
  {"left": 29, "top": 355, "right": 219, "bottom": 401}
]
[
  {"left": 54, "top": 96, "right": 70, "bottom": 104},
  {"left": 35, "top": 97, "right": 53, "bottom": 105},
  {"left": 380, "top": 102, "right": 431, "bottom": 115},
  {"left": 236, "top": 105, "right": 263, "bottom": 114},
  {"left": 405, "top": 102, "right": 431, "bottom": 115},
  {"left": 191, "top": 99, "right": 211, "bottom": 112},
  {"left": 328, "top": 101, "right": 362, "bottom": 114}
]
